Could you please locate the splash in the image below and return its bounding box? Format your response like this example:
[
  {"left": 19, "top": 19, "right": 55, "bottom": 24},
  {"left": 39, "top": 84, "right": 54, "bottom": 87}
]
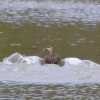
[{"left": 0, "top": 53, "right": 100, "bottom": 83}]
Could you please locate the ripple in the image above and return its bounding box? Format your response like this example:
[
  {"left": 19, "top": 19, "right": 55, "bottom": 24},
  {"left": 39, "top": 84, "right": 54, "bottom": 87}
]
[
  {"left": 0, "top": 32, "right": 4, "bottom": 34},
  {"left": 0, "top": 0, "right": 100, "bottom": 26},
  {"left": 0, "top": 83, "right": 100, "bottom": 99},
  {"left": 70, "top": 44, "right": 77, "bottom": 46}
]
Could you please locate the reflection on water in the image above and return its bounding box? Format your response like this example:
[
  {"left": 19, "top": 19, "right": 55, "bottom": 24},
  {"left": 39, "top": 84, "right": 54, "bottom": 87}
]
[{"left": 0, "top": 82, "right": 100, "bottom": 99}]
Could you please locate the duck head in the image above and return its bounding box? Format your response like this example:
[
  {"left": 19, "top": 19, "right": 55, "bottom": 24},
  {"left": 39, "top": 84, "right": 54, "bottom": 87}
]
[{"left": 42, "top": 46, "right": 54, "bottom": 54}]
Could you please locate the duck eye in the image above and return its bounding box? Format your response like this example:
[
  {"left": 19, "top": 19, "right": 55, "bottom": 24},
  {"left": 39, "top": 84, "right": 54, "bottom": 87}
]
[{"left": 48, "top": 46, "right": 50, "bottom": 48}]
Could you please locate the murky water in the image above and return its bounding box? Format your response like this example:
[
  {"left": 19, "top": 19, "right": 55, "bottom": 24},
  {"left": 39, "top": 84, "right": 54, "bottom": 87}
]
[{"left": 0, "top": 0, "right": 100, "bottom": 99}]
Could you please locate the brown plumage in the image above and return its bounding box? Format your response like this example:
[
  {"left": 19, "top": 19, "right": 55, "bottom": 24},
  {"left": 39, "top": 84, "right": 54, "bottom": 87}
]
[{"left": 42, "top": 46, "right": 61, "bottom": 64}]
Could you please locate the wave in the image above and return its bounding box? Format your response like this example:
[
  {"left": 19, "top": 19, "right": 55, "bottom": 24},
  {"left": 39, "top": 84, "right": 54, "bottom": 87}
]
[{"left": 0, "top": 52, "right": 100, "bottom": 84}]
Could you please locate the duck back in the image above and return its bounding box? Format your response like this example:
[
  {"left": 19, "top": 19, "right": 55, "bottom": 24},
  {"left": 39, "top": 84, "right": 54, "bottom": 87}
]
[{"left": 45, "top": 54, "right": 61, "bottom": 64}]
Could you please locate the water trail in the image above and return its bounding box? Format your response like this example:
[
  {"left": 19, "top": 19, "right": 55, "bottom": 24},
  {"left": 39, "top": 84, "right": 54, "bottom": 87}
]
[{"left": 0, "top": 53, "right": 100, "bottom": 84}]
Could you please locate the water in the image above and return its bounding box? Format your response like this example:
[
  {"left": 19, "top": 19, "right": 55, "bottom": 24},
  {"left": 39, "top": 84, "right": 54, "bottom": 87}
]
[
  {"left": 0, "top": 0, "right": 100, "bottom": 99},
  {"left": 0, "top": 52, "right": 99, "bottom": 83},
  {"left": 0, "top": 53, "right": 100, "bottom": 99},
  {"left": 0, "top": 0, "right": 100, "bottom": 63},
  {"left": 0, "top": 82, "right": 100, "bottom": 99}
]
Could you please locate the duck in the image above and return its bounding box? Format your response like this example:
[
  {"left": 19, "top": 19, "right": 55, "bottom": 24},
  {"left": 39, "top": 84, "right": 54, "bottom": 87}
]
[{"left": 42, "top": 46, "right": 61, "bottom": 65}]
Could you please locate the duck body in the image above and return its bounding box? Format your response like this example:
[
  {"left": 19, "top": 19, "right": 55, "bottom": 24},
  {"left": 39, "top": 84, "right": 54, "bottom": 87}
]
[
  {"left": 45, "top": 53, "right": 61, "bottom": 64},
  {"left": 42, "top": 46, "right": 61, "bottom": 65}
]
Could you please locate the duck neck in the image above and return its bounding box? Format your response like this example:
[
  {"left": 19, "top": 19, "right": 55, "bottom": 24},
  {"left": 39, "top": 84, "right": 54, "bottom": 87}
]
[{"left": 50, "top": 51, "right": 54, "bottom": 55}]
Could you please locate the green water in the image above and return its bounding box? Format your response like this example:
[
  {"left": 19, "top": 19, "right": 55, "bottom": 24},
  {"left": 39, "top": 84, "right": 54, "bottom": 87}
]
[{"left": 0, "top": 23, "right": 100, "bottom": 63}]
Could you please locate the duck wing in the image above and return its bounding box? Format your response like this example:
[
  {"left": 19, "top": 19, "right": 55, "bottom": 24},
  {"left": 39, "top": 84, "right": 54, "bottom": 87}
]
[
  {"left": 40, "top": 55, "right": 65, "bottom": 66},
  {"left": 53, "top": 54, "right": 61, "bottom": 64},
  {"left": 53, "top": 54, "right": 65, "bottom": 66},
  {"left": 45, "top": 55, "right": 53, "bottom": 64}
]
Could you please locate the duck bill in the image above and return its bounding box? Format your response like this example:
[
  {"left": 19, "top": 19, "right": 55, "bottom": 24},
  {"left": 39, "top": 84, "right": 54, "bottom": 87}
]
[
  {"left": 42, "top": 49, "right": 48, "bottom": 51},
  {"left": 42, "top": 48, "right": 48, "bottom": 51}
]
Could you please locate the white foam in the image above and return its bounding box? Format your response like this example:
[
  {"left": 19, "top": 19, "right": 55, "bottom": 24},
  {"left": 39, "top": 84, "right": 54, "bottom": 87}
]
[
  {"left": 2, "top": 52, "right": 43, "bottom": 65},
  {"left": 0, "top": 53, "right": 100, "bottom": 84}
]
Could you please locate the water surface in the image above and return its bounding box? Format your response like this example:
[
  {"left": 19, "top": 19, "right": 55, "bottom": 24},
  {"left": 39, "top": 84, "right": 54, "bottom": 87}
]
[
  {"left": 0, "top": 0, "right": 100, "bottom": 99},
  {"left": 0, "top": 82, "right": 100, "bottom": 99},
  {"left": 0, "top": 0, "right": 100, "bottom": 63}
]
